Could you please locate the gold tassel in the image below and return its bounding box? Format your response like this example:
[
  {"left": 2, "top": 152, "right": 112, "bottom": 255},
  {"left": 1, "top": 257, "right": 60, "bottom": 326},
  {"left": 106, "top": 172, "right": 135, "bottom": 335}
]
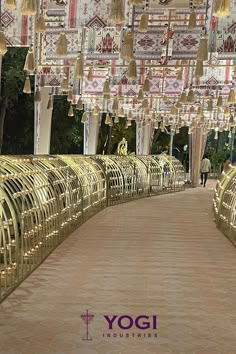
[
  {"left": 112, "top": 97, "right": 119, "bottom": 112},
  {"left": 118, "top": 107, "right": 125, "bottom": 117},
  {"left": 47, "top": 94, "right": 53, "bottom": 110},
  {"left": 224, "top": 106, "right": 230, "bottom": 117},
  {"left": 76, "top": 98, "right": 83, "bottom": 110},
  {"left": 34, "top": 87, "right": 41, "bottom": 102},
  {"left": 81, "top": 112, "right": 88, "bottom": 123},
  {"left": 67, "top": 88, "right": 73, "bottom": 102},
  {"left": 196, "top": 106, "right": 203, "bottom": 117},
  {"left": 56, "top": 32, "right": 68, "bottom": 56},
  {"left": 195, "top": 60, "right": 203, "bottom": 77},
  {"left": 23, "top": 76, "right": 31, "bottom": 94},
  {"left": 137, "top": 88, "right": 144, "bottom": 101},
  {"left": 61, "top": 77, "right": 69, "bottom": 92},
  {"left": 68, "top": 103, "right": 74, "bottom": 117},
  {"left": 187, "top": 88, "right": 195, "bottom": 103},
  {"left": 138, "top": 13, "right": 148, "bottom": 33},
  {"left": 5, "top": 0, "right": 16, "bottom": 10},
  {"left": 36, "top": 14, "right": 46, "bottom": 33},
  {"left": 114, "top": 115, "right": 119, "bottom": 123},
  {"left": 105, "top": 113, "right": 112, "bottom": 125},
  {"left": 175, "top": 102, "right": 182, "bottom": 108},
  {"left": 0, "top": 31, "right": 8, "bottom": 56},
  {"left": 103, "top": 79, "right": 110, "bottom": 95},
  {"left": 214, "top": 0, "right": 230, "bottom": 18},
  {"left": 74, "top": 54, "right": 84, "bottom": 79},
  {"left": 93, "top": 105, "right": 100, "bottom": 116},
  {"left": 193, "top": 0, "right": 204, "bottom": 5},
  {"left": 143, "top": 77, "right": 150, "bottom": 92},
  {"left": 188, "top": 10, "right": 197, "bottom": 29},
  {"left": 142, "top": 98, "right": 149, "bottom": 108},
  {"left": 21, "top": 0, "right": 37, "bottom": 16},
  {"left": 110, "top": 0, "right": 125, "bottom": 24},
  {"left": 228, "top": 88, "right": 235, "bottom": 104},
  {"left": 217, "top": 95, "right": 223, "bottom": 107},
  {"left": 127, "top": 110, "right": 132, "bottom": 120},
  {"left": 207, "top": 98, "right": 213, "bottom": 111},
  {"left": 120, "top": 31, "right": 134, "bottom": 61},
  {"left": 197, "top": 37, "right": 208, "bottom": 61},
  {"left": 179, "top": 91, "right": 187, "bottom": 103},
  {"left": 127, "top": 60, "right": 137, "bottom": 80},
  {"left": 176, "top": 68, "right": 183, "bottom": 80},
  {"left": 24, "top": 46, "right": 35, "bottom": 73},
  {"left": 87, "top": 67, "right": 93, "bottom": 81},
  {"left": 170, "top": 106, "right": 178, "bottom": 115}
]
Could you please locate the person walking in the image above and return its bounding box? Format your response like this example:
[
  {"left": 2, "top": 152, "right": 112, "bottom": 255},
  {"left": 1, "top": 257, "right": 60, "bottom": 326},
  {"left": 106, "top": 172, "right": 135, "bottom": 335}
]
[{"left": 200, "top": 154, "right": 211, "bottom": 187}]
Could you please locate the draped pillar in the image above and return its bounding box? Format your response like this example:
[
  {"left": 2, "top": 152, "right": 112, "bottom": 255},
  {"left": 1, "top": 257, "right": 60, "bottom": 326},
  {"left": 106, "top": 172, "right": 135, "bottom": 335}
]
[
  {"left": 34, "top": 87, "right": 53, "bottom": 155},
  {"left": 83, "top": 114, "right": 99, "bottom": 155},
  {"left": 136, "top": 123, "right": 154, "bottom": 155},
  {"left": 190, "top": 127, "right": 205, "bottom": 187}
]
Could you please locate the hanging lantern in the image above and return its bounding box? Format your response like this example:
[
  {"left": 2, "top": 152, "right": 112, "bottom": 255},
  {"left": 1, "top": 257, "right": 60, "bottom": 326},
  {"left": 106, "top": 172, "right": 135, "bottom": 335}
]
[
  {"left": 214, "top": 130, "right": 219, "bottom": 140},
  {"left": 47, "top": 94, "right": 53, "bottom": 110},
  {"left": 24, "top": 46, "right": 35, "bottom": 73},
  {"left": 137, "top": 88, "right": 144, "bottom": 101},
  {"left": 21, "top": 0, "right": 37, "bottom": 16},
  {"left": 23, "top": 76, "right": 31, "bottom": 94},
  {"left": 138, "top": 13, "right": 148, "bottom": 33},
  {"left": 4, "top": 0, "right": 17, "bottom": 10},
  {"left": 56, "top": 32, "right": 68, "bottom": 56},
  {"left": 118, "top": 107, "right": 125, "bottom": 117},
  {"left": 36, "top": 14, "right": 46, "bottom": 33},
  {"left": 0, "top": 30, "right": 8, "bottom": 56}
]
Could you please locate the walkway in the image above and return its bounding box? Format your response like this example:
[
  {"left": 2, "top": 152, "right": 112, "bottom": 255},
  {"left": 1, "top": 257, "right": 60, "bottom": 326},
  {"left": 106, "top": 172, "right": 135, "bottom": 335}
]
[{"left": 0, "top": 185, "right": 236, "bottom": 354}]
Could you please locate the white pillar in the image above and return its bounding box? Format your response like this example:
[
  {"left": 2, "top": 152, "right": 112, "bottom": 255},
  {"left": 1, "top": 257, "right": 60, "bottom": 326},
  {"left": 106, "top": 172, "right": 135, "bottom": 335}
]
[
  {"left": 34, "top": 87, "right": 53, "bottom": 155},
  {"left": 136, "top": 123, "right": 144, "bottom": 155},
  {"left": 84, "top": 114, "right": 99, "bottom": 155}
]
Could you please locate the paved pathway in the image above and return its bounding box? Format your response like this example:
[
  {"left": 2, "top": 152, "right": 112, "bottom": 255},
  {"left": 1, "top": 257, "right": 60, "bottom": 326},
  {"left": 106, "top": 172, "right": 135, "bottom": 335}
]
[{"left": 0, "top": 184, "right": 236, "bottom": 354}]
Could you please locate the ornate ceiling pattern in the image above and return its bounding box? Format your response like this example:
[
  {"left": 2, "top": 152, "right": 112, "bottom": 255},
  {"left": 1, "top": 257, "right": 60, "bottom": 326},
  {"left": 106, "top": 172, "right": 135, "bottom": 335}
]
[{"left": 1, "top": 0, "right": 236, "bottom": 134}]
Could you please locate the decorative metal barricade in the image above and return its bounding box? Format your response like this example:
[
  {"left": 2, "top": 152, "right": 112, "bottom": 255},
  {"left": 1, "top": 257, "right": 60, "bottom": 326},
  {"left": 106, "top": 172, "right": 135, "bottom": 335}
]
[{"left": 0, "top": 154, "right": 185, "bottom": 302}]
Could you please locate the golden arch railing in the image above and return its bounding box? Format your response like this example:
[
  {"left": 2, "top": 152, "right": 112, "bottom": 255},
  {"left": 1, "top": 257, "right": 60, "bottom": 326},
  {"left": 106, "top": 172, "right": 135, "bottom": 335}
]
[
  {"left": 213, "top": 166, "right": 236, "bottom": 247},
  {"left": 0, "top": 154, "right": 185, "bottom": 302}
]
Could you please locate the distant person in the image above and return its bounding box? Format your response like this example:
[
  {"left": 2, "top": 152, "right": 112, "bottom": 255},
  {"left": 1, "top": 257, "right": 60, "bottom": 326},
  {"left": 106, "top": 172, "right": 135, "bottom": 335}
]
[
  {"left": 222, "top": 154, "right": 232, "bottom": 173},
  {"left": 200, "top": 154, "right": 211, "bottom": 187}
]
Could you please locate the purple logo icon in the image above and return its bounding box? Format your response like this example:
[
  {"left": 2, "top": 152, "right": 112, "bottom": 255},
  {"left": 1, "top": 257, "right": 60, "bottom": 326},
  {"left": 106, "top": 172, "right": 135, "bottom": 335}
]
[{"left": 81, "top": 310, "right": 95, "bottom": 341}]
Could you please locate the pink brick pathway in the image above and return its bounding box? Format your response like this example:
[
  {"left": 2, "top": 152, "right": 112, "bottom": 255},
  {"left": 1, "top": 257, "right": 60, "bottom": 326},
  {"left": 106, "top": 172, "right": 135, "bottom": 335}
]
[{"left": 0, "top": 184, "right": 236, "bottom": 354}]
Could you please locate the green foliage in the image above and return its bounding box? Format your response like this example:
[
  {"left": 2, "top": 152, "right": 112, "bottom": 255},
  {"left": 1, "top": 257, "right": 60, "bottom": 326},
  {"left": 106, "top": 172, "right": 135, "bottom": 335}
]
[
  {"left": 50, "top": 96, "right": 83, "bottom": 154},
  {"left": 1, "top": 47, "right": 34, "bottom": 154}
]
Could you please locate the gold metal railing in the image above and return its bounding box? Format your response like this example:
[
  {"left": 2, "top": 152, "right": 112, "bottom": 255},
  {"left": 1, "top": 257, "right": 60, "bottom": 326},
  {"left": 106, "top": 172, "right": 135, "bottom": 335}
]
[
  {"left": 0, "top": 154, "right": 185, "bottom": 302},
  {"left": 213, "top": 166, "right": 236, "bottom": 247}
]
